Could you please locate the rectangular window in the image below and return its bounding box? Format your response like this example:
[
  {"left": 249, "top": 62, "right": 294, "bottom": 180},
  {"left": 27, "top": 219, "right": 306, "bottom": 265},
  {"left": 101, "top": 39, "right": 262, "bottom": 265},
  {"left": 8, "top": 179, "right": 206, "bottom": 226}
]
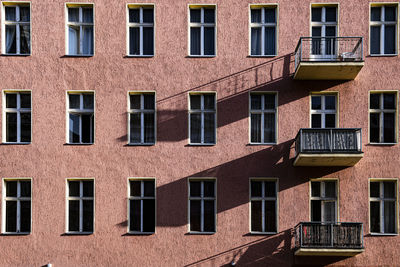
[
  {"left": 370, "top": 5, "right": 397, "bottom": 55},
  {"left": 370, "top": 180, "right": 397, "bottom": 234},
  {"left": 67, "top": 179, "right": 94, "bottom": 233},
  {"left": 311, "top": 94, "right": 337, "bottom": 128},
  {"left": 128, "top": 179, "right": 155, "bottom": 233},
  {"left": 250, "top": 179, "right": 278, "bottom": 233},
  {"left": 311, "top": 5, "right": 337, "bottom": 58},
  {"left": 369, "top": 92, "right": 397, "bottom": 143},
  {"left": 189, "top": 5, "right": 216, "bottom": 56},
  {"left": 2, "top": 3, "right": 30, "bottom": 55},
  {"left": 2, "top": 179, "right": 31, "bottom": 234},
  {"left": 250, "top": 5, "right": 277, "bottom": 56},
  {"left": 66, "top": 4, "right": 94, "bottom": 55},
  {"left": 188, "top": 179, "right": 216, "bottom": 233},
  {"left": 250, "top": 93, "right": 277, "bottom": 144},
  {"left": 310, "top": 180, "right": 337, "bottom": 222},
  {"left": 128, "top": 93, "right": 156, "bottom": 145},
  {"left": 127, "top": 5, "right": 154, "bottom": 56},
  {"left": 3, "top": 91, "right": 31, "bottom": 143},
  {"left": 189, "top": 93, "right": 216, "bottom": 144},
  {"left": 67, "top": 92, "right": 94, "bottom": 144}
]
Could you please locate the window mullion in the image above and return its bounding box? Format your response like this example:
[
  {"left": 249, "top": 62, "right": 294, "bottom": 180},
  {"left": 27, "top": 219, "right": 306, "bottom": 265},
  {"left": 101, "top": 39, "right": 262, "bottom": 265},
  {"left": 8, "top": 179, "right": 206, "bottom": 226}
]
[
  {"left": 200, "top": 8, "right": 204, "bottom": 56},
  {"left": 261, "top": 8, "right": 265, "bottom": 55},
  {"left": 16, "top": 182, "right": 21, "bottom": 232},
  {"left": 261, "top": 95, "right": 265, "bottom": 142},
  {"left": 380, "top": 95, "right": 384, "bottom": 142},
  {"left": 79, "top": 181, "right": 83, "bottom": 232},
  {"left": 16, "top": 94, "right": 21, "bottom": 142},
  {"left": 261, "top": 181, "right": 265, "bottom": 232},
  {"left": 380, "top": 182, "right": 384, "bottom": 233},
  {"left": 141, "top": 95, "right": 145, "bottom": 143},
  {"left": 201, "top": 96, "right": 204, "bottom": 143},
  {"left": 381, "top": 6, "right": 385, "bottom": 55},
  {"left": 140, "top": 181, "right": 144, "bottom": 232},
  {"left": 200, "top": 181, "right": 204, "bottom": 232}
]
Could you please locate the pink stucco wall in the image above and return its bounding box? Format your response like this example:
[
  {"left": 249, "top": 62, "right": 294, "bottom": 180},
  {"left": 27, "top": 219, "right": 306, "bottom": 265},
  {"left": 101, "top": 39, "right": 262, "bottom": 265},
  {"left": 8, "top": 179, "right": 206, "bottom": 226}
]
[{"left": 0, "top": 0, "right": 399, "bottom": 266}]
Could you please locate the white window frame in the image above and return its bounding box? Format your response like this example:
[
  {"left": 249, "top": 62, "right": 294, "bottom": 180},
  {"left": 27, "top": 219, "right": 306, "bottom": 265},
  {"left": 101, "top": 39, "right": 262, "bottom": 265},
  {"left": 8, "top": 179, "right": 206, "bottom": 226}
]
[
  {"left": 249, "top": 178, "right": 278, "bottom": 234},
  {"left": 65, "top": 3, "right": 95, "bottom": 56},
  {"left": 369, "top": 91, "right": 398, "bottom": 144},
  {"left": 310, "top": 179, "right": 338, "bottom": 223},
  {"left": 66, "top": 178, "right": 95, "bottom": 234},
  {"left": 310, "top": 94, "right": 337, "bottom": 128},
  {"left": 126, "top": 4, "right": 155, "bottom": 57},
  {"left": 2, "top": 178, "right": 32, "bottom": 234},
  {"left": 188, "top": 178, "right": 216, "bottom": 234},
  {"left": 2, "top": 90, "right": 32, "bottom": 144},
  {"left": 369, "top": 179, "right": 398, "bottom": 235},
  {"left": 188, "top": 4, "right": 217, "bottom": 57},
  {"left": 127, "top": 178, "right": 156, "bottom": 234},
  {"left": 369, "top": 4, "right": 398, "bottom": 56},
  {"left": 249, "top": 92, "right": 278, "bottom": 144},
  {"left": 249, "top": 5, "right": 278, "bottom": 57},
  {"left": 128, "top": 92, "right": 156, "bottom": 145},
  {"left": 1, "top": 2, "right": 31, "bottom": 55},
  {"left": 188, "top": 92, "right": 217, "bottom": 145},
  {"left": 66, "top": 91, "right": 95, "bottom": 144}
]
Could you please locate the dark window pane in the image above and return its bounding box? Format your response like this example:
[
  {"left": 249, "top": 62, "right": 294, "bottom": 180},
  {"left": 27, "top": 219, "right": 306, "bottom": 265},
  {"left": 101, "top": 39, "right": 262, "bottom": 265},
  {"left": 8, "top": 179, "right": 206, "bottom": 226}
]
[
  {"left": 265, "top": 200, "right": 276, "bottom": 232},
  {"left": 190, "top": 9, "right": 201, "bottom": 23},
  {"left": 82, "top": 8, "right": 93, "bottom": 23},
  {"left": 384, "top": 25, "right": 395, "bottom": 54},
  {"left": 190, "top": 200, "right": 201, "bottom": 231},
  {"left": 129, "top": 27, "right": 140, "bottom": 55},
  {"left": 311, "top": 182, "right": 320, "bottom": 197},
  {"left": 251, "top": 181, "right": 262, "bottom": 197},
  {"left": 20, "top": 201, "right": 31, "bottom": 232},
  {"left": 385, "top": 6, "right": 396, "bottom": 21},
  {"left": 143, "top": 199, "right": 155, "bottom": 232},
  {"left": 204, "top": 181, "right": 214, "bottom": 197},
  {"left": 68, "top": 8, "right": 79, "bottom": 22},
  {"left": 204, "top": 27, "right": 215, "bottom": 55},
  {"left": 20, "top": 25, "right": 30, "bottom": 54},
  {"left": 383, "top": 113, "right": 395, "bottom": 143},
  {"left": 143, "top": 181, "right": 155, "bottom": 197},
  {"left": 190, "top": 114, "right": 201, "bottom": 143},
  {"left": 190, "top": 27, "right": 200, "bottom": 55},
  {"left": 21, "top": 113, "right": 31, "bottom": 142},
  {"left": 325, "top": 96, "right": 336, "bottom": 110},
  {"left": 264, "top": 113, "right": 275, "bottom": 143},
  {"left": 370, "top": 182, "right": 380, "bottom": 198},
  {"left": 251, "top": 28, "right": 261, "bottom": 55},
  {"left": 325, "top": 114, "right": 336, "bottom": 128},
  {"left": 5, "top": 25, "right": 16, "bottom": 54},
  {"left": 251, "top": 9, "right": 261, "bottom": 23},
  {"left": 204, "top": 94, "right": 215, "bottom": 110},
  {"left": 264, "top": 94, "right": 275, "bottom": 109},
  {"left": 265, "top": 181, "right": 276, "bottom": 197},
  {"left": 384, "top": 182, "right": 395, "bottom": 198},
  {"left": 5, "top": 7, "right": 16, "bottom": 21},
  {"left": 143, "top": 9, "right": 154, "bottom": 23},
  {"left": 384, "top": 201, "right": 395, "bottom": 233},
  {"left": 130, "top": 95, "right": 141, "bottom": 109},
  {"left": 326, "top": 7, "right": 336, "bottom": 22},
  {"left": 204, "top": 200, "right": 215, "bottom": 232},
  {"left": 371, "top": 7, "right": 381, "bottom": 21},
  {"left": 311, "top": 114, "right": 322, "bottom": 128},
  {"left": 190, "top": 95, "right": 201, "bottom": 110},
  {"left": 325, "top": 27, "right": 336, "bottom": 55},
  {"left": 83, "top": 200, "right": 93, "bottom": 232},
  {"left": 129, "top": 9, "right": 140, "bottom": 23},
  {"left": 69, "top": 181, "right": 80, "bottom": 197},
  {"left": 6, "top": 113, "right": 17, "bottom": 142},
  {"left": 204, "top": 113, "right": 215, "bottom": 143},
  {"left": 312, "top": 27, "right": 322, "bottom": 54},
  {"left": 370, "top": 201, "right": 380, "bottom": 233},
  {"left": 369, "top": 113, "right": 380, "bottom": 143},
  {"left": 6, "top": 181, "right": 17, "bottom": 197},
  {"left": 130, "top": 181, "right": 141, "bottom": 197},
  {"left": 204, "top": 8, "right": 215, "bottom": 23},
  {"left": 370, "top": 26, "right": 381, "bottom": 54},
  {"left": 251, "top": 94, "right": 261, "bottom": 109},
  {"left": 311, "top": 200, "right": 321, "bottom": 222},
  {"left": 370, "top": 94, "right": 380, "bottom": 109},
  {"left": 190, "top": 181, "right": 201, "bottom": 197},
  {"left": 130, "top": 113, "right": 141, "bottom": 143},
  {"left": 83, "top": 181, "right": 93, "bottom": 197},
  {"left": 265, "top": 8, "right": 276, "bottom": 23},
  {"left": 6, "top": 94, "right": 17, "bottom": 108},
  {"left": 312, "top": 96, "right": 321, "bottom": 110},
  {"left": 143, "top": 27, "right": 154, "bottom": 55},
  {"left": 325, "top": 181, "right": 336, "bottom": 198},
  {"left": 83, "top": 94, "right": 94, "bottom": 109},
  {"left": 251, "top": 114, "right": 261, "bottom": 143},
  {"left": 20, "top": 93, "right": 31, "bottom": 109},
  {"left": 68, "top": 200, "right": 79, "bottom": 231},
  {"left": 311, "top": 7, "right": 322, "bottom": 22},
  {"left": 251, "top": 201, "right": 262, "bottom": 232},
  {"left": 69, "top": 94, "right": 80, "bottom": 109},
  {"left": 129, "top": 200, "right": 141, "bottom": 231},
  {"left": 19, "top": 6, "right": 30, "bottom": 22},
  {"left": 20, "top": 181, "right": 31, "bottom": 197},
  {"left": 143, "top": 113, "right": 155, "bottom": 143},
  {"left": 384, "top": 94, "right": 395, "bottom": 109},
  {"left": 81, "top": 114, "right": 93, "bottom": 143},
  {"left": 6, "top": 201, "right": 17, "bottom": 232}
]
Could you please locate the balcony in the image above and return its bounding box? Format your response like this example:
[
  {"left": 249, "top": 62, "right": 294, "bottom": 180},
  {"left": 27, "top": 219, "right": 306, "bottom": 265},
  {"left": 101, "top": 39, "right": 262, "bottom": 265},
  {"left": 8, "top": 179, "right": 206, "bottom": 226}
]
[
  {"left": 294, "top": 222, "right": 364, "bottom": 256},
  {"left": 294, "top": 37, "right": 364, "bottom": 80},
  {"left": 294, "top": 128, "right": 363, "bottom": 166}
]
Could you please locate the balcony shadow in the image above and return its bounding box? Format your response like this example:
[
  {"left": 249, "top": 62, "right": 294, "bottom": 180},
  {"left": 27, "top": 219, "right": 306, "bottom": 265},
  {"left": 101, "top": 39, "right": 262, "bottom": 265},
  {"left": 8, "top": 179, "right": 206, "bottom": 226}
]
[{"left": 293, "top": 255, "right": 351, "bottom": 266}]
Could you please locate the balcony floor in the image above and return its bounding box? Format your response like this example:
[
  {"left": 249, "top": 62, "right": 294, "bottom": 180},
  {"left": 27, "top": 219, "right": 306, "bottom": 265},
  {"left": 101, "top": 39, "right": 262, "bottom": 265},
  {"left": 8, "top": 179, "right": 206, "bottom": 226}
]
[
  {"left": 293, "top": 153, "right": 364, "bottom": 166},
  {"left": 294, "top": 61, "right": 364, "bottom": 80},
  {"left": 295, "top": 247, "right": 365, "bottom": 256}
]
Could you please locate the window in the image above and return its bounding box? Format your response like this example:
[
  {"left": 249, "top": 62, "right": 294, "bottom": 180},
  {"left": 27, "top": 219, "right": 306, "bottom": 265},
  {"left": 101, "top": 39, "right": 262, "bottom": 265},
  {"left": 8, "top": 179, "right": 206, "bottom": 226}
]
[
  {"left": 311, "top": 5, "right": 337, "bottom": 58},
  {"left": 128, "top": 179, "right": 155, "bottom": 233},
  {"left": 128, "top": 93, "right": 155, "bottom": 145},
  {"left": 66, "top": 4, "right": 94, "bottom": 55},
  {"left": 311, "top": 94, "right": 337, "bottom": 128},
  {"left": 67, "top": 180, "right": 94, "bottom": 233},
  {"left": 189, "top": 93, "right": 216, "bottom": 144},
  {"left": 127, "top": 5, "right": 154, "bottom": 56},
  {"left": 2, "top": 3, "right": 30, "bottom": 55},
  {"left": 370, "top": 180, "right": 397, "bottom": 234},
  {"left": 188, "top": 179, "right": 216, "bottom": 233},
  {"left": 369, "top": 92, "right": 397, "bottom": 143},
  {"left": 3, "top": 91, "right": 31, "bottom": 143},
  {"left": 250, "top": 93, "right": 277, "bottom": 144},
  {"left": 189, "top": 6, "right": 216, "bottom": 56},
  {"left": 67, "top": 92, "right": 94, "bottom": 144},
  {"left": 2, "top": 179, "right": 31, "bottom": 234},
  {"left": 250, "top": 179, "right": 278, "bottom": 233},
  {"left": 370, "top": 5, "right": 397, "bottom": 55},
  {"left": 250, "top": 5, "right": 277, "bottom": 56},
  {"left": 310, "top": 180, "right": 337, "bottom": 222}
]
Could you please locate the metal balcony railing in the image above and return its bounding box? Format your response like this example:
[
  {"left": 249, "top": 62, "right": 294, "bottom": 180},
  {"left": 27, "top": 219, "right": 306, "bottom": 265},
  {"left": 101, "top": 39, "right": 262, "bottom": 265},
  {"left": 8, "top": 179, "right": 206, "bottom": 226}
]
[
  {"left": 294, "top": 222, "right": 364, "bottom": 250},
  {"left": 294, "top": 37, "right": 364, "bottom": 71},
  {"left": 295, "top": 128, "right": 362, "bottom": 156}
]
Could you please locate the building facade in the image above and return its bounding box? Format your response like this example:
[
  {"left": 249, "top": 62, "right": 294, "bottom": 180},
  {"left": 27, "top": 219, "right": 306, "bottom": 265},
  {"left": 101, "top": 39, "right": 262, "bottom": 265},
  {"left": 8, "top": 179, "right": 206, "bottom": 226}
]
[{"left": 0, "top": 0, "right": 399, "bottom": 266}]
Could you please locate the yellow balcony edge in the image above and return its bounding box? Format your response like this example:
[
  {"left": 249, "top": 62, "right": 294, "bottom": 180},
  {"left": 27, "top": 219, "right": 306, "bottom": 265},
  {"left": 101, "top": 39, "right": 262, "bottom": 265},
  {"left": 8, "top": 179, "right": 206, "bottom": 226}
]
[
  {"left": 293, "top": 153, "right": 364, "bottom": 166},
  {"left": 295, "top": 248, "right": 365, "bottom": 256}
]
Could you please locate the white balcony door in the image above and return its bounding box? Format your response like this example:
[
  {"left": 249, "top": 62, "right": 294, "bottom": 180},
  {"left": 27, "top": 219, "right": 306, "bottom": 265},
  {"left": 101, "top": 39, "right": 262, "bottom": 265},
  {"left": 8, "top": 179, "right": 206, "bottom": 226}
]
[{"left": 311, "top": 6, "right": 337, "bottom": 60}]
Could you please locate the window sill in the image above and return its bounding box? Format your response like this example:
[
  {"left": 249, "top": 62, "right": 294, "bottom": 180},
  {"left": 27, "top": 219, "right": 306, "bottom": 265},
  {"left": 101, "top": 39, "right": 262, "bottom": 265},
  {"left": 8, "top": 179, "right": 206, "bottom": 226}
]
[
  {"left": 368, "top": 54, "right": 398, "bottom": 57},
  {"left": 64, "top": 143, "right": 94, "bottom": 146},
  {"left": 248, "top": 142, "right": 277, "bottom": 146},
  {"left": 187, "top": 55, "right": 216, "bottom": 58},
  {"left": 1, "top": 53, "right": 30, "bottom": 57},
  {"left": 187, "top": 231, "right": 215, "bottom": 235},
  {"left": 1, "top": 232, "right": 30, "bottom": 235},
  {"left": 63, "top": 54, "right": 94, "bottom": 58},
  {"left": 247, "top": 55, "right": 277, "bottom": 58},
  {"left": 369, "top": 232, "right": 398, "bottom": 236},
  {"left": 248, "top": 231, "right": 277, "bottom": 235},
  {"left": 187, "top": 143, "right": 216, "bottom": 146},
  {"left": 368, "top": 142, "right": 397, "bottom": 146},
  {"left": 1, "top": 142, "right": 31, "bottom": 145},
  {"left": 64, "top": 232, "right": 93, "bottom": 235},
  {"left": 126, "top": 232, "right": 155, "bottom": 235},
  {"left": 125, "top": 55, "right": 154, "bottom": 58},
  {"left": 126, "top": 143, "right": 155, "bottom": 146}
]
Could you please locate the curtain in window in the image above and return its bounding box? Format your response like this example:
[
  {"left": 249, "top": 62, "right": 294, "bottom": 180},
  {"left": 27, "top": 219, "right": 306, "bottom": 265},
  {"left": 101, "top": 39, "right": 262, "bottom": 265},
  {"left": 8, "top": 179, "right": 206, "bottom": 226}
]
[
  {"left": 69, "top": 114, "right": 80, "bottom": 143},
  {"left": 204, "top": 27, "right": 215, "bottom": 55},
  {"left": 265, "top": 27, "right": 275, "bottom": 55},
  {"left": 251, "top": 114, "right": 261, "bottom": 142},
  {"left": 323, "top": 201, "right": 335, "bottom": 222},
  {"left": 68, "top": 26, "right": 79, "bottom": 54},
  {"left": 251, "top": 28, "right": 261, "bottom": 55},
  {"left": 190, "top": 114, "right": 201, "bottom": 143},
  {"left": 384, "top": 201, "right": 395, "bottom": 233},
  {"left": 264, "top": 113, "right": 275, "bottom": 143},
  {"left": 144, "top": 113, "right": 155, "bottom": 143},
  {"left": 204, "top": 113, "right": 215, "bottom": 143},
  {"left": 130, "top": 113, "right": 141, "bottom": 143},
  {"left": 83, "top": 26, "right": 93, "bottom": 55},
  {"left": 6, "top": 25, "right": 16, "bottom": 53},
  {"left": 190, "top": 28, "right": 200, "bottom": 55},
  {"left": 20, "top": 25, "right": 30, "bottom": 54},
  {"left": 20, "top": 6, "right": 30, "bottom": 22},
  {"left": 143, "top": 27, "right": 154, "bottom": 55},
  {"left": 251, "top": 9, "right": 261, "bottom": 23}
]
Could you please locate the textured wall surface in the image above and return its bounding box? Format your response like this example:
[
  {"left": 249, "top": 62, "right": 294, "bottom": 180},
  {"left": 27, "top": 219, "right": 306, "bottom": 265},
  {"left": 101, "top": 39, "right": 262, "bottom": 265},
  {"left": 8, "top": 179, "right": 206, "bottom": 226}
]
[{"left": 0, "top": 0, "right": 399, "bottom": 266}]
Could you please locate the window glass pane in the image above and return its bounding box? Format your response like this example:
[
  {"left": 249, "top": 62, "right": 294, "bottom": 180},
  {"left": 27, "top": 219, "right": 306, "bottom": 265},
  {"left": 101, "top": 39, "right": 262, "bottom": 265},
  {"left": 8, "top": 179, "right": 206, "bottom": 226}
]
[
  {"left": 130, "top": 113, "right": 141, "bottom": 143},
  {"left": 20, "top": 25, "right": 30, "bottom": 54},
  {"left": 384, "top": 25, "right": 395, "bottom": 55},
  {"left": 129, "top": 27, "right": 140, "bottom": 55},
  {"left": 265, "top": 200, "right": 276, "bottom": 232},
  {"left": 204, "top": 94, "right": 215, "bottom": 110},
  {"left": 384, "top": 201, "right": 395, "bottom": 233},
  {"left": 370, "top": 201, "right": 380, "bottom": 233},
  {"left": 264, "top": 113, "right": 275, "bottom": 143},
  {"left": 20, "top": 113, "right": 31, "bottom": 142},
  {"left": 371, "top": 7, "right": 381, "bottom": 21},
  {"left": 264, "top": 27, "right": 276, "bottom": 55},
  {"left": 20, "top": 181, "right": 31, "bottom": 197},
  {"left": 5, "top": 25, "right": 16, "bottom": 54},
  {"left": 311, "top": 7, "right": 322, "bottom": 22},
  {"left": 6, "top": 201, "right": 17, "bottom": 232},
  {"left": 251, "top": 201, "right": 262, "bottom": 231},
  {"left": 6, "top": 113, "right": 17, "bottom": 142},
  {"left": 251, "top": 28, "right": 261, "bottom": 55},
  {"left": 251, "top": 9, "right": 261, "bottom": 23},
  {"left": 190, "top": 200, "right": 201, "bottom": 231},
  {"left": 325, "top": 114, "right": 336, "bottom": 128},
  {"left": 190, "top": 95, "right": 201, "bottom": 110},
  {"left": 385, "top": 6, "right": 396, "bottom": 21},
  {"left": 129, "top": 9, "right": 140, "bottom": 23},
  {"left": 311, "top": 200, "right": 321, "bottom": 222},
  {"left": 370, "top": 94, "right": 380, "bottom": 109},
  {"left": 20, "top": 201, "right": 31, "bottom": 232},
  {"left": 83, "top": 181, "right": 93, "bottom": 197},
  {"left": 68, "top": 8, "right": 79, "bottom": 22},
  {"left": 311, "top": 114, "right": 322, "bottom": 128},
  {"left": 204, "top": 181, "right": 215, "bottom": 197},
  {"left": 265, "top": 181, "right": 276, "bottom": 197},
  {"left": 20, "top": 93, "right": 31, "bottom": 109},
  {"left": 311, "top": 96, "right": 321, "bottom": 110},
  {"left": 323, "top": 201, "right": 336, "bottom": 222},
  {"left": 143, "top": 181, "right": 155, "bottom": 197},
  {"left": 81, "top": 114, "right": 93, "bottom": 143},
  {"left": 369, "top": 113, "right": 380, "bottom": 143},
  {"left": 370, "top": 182, "right": 380, "bottom": 198},
  {"left": 190, "top": 9, "right": 201, "bottom": 23},
  {"left": 83, "top": 94, "right": 94, "bottom": 109},
  {"left": 204, "top": 27, "right": 215, "bottom": 55},
  {"left": 251, "top": 114, "right": 261, "bottom": 143},
  {"left": 20, "top": 6, "right": 30, "bottom": 22},
  {"left": 69, "top": 181, "right": 80, "bottom": 197},
  {"left": 142, "top": 94, "right": 155, "bottom": 110},
  {"left": 5, "top": 7, "right": 16, "bottom": 21},
  {"left": 311, "top": 182, "right": 320, "bottom": 197},
  {"left": 383, "top": 113, "right": 395, "bottom": 143},
  {"left": 251, "top": 94, "right": 261, "bottom": 110},
  {"left": 325, "top": 7, "right": 336, "bottom": 22},
  {"left": 143, "top": 199, "right": 155, "bottom": 232},
  {"left": 143, "top": 9, "right": 154, "bottom": 23},
  {"left": 325, "top": 96, "right": 336, "bottom": 110},
  {"left": 190, "top": 181, "right": 201, "bottom": 197},
  {"left": 324, "top": 181, "right": 336, "bottom": 198},
  {"left": 143, "top": 27, "right": 154, "bottom": 55},
  {"left": 130, "top": 181, "right": 141, "bottom": 197},
  {"left": 265, "top": 8, "right": 276, "bottom": 23},
  {"left": 264, "top": 94, "right": 275, "bottom": 110},
  {"left": 204, "top": 8, "right": 215, "bottom": 23},
  {"left": 6, "top": 181, "right": 17, "bottom": 197},
  {"left": 68, "top": 200, "right": 79, "bottom": 231},
  {"left": 190, "top": 114, "right": 201, "bottom": 143},
  {"left": 69, "top": 94, "right": 80, "bottom": 109},
  {"left": 384, "top": 182, "right": 395, "bottom": 198},
  {"left": 204, "top": 200, "right": 215, "bottom": 232},
  {"left": 370, "top": 26, "right": 381, "bottom": 54},
  {"left": 129, "top": 199, "right": 141, "bottom": 231},
  {"left": 82, "top": 8, "right": 93, "bottom": 23},
  {"left": 190, "top": 27, "right": 200, "bottom": 55},
  {"left": 204, "top": 113, "right": 215, "bottom": 143},
  {"left": 311, "top": 27, "right": 322, "bottom": 54},
  {"left": 6, "top": 94, "right": 17, "bottom": 108},
  {"left": 82, "top": 26, "right": 94, "bottom": 55},
  {"left": 130, "top": 95, "right": 141, "bottom": 109},
  {"left": 82, "top": 200, "right": 94, "bottom": 232},
  {"left": 251, "top": 181, "right": 262, "bottom": 197},
  {"left": 383, "top": 94, "right": 395, "bottom": 109},
  {"left": 143, "top": 113, "right": 155, "bottom": 143}
]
